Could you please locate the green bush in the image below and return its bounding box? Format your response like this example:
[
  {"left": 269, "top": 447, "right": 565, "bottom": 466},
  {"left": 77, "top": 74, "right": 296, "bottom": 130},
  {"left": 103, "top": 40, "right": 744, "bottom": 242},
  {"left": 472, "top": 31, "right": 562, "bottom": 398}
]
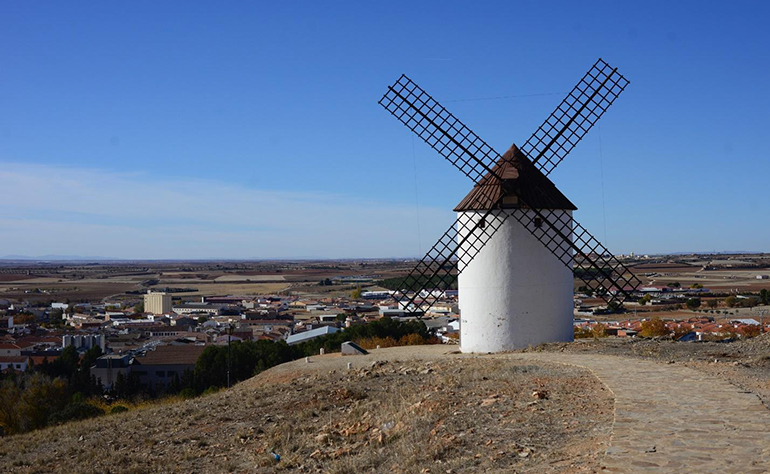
[
  {"left": 48, "top": 402, "right": 104, "bottom": 425},
  {"left": 110, "top": 405, "right": 129, "bottom": 414},
  {"left": 179, "top": 388, "right": 197, "bottom": 399}
]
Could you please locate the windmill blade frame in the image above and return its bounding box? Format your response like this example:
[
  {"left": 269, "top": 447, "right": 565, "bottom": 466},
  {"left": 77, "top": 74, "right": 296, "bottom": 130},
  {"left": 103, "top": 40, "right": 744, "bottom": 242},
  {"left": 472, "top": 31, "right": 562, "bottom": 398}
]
[
  {"left": 393, "top": 183, "right": 641, "bottom": 314},
  {"left": 378, "top": 60, "right": 639, "bottom": 315},
  {"left": 379, "top": 74, "right": 504, "bottom": 185},
  {"left": 507, "top": 205, "right": 641, "bottom": 305},
  {"left": 390, "top": 188, "right": 510, "bottom": 313},
  {"left": 521, "top": 58, "right": 630, "bottom": 177}
]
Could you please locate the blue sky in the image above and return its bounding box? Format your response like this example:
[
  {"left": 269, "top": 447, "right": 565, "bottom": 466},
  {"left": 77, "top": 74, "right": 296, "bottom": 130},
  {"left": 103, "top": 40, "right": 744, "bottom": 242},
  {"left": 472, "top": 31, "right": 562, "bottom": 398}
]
[{"left": 1, "top": 1, "right": 769, "bottom": 259}]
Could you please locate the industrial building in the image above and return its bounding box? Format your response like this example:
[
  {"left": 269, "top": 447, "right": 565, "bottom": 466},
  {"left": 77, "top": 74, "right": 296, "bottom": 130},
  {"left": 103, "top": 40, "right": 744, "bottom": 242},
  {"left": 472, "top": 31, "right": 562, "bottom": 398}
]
[{"left": 144, "top": 291, "right": 172, "bottom": 315}]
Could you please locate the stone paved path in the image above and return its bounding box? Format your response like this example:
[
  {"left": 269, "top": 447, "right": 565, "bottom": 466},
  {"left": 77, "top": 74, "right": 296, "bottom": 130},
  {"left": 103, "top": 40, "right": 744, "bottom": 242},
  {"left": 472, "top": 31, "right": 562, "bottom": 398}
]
[
  {"left": 267, "top": 346, "right": 770, "bottom": 472},
  {"left": 509, "top": 352, "right": 770, "bottom": 473}
]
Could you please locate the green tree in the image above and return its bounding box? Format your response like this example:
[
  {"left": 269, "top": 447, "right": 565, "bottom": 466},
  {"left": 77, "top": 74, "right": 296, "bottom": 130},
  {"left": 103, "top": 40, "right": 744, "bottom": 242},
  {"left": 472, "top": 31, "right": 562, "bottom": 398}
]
[
  {"left": 193, "top": 340, "right": 299, "bottom": 392},
  {"left": 47, "top": 308, "right": 64, "bottom": 328},
  {"left": 0, "top": 373, "right": 68, "bottom": 435},
  {"left": 742, "top": 297, "right": 760, "bottom": 308},
  {"left": 690, "top": 283, "right": 703, "bottom": 289},
  {"left": 706, "top": 299, "right": 718, "bottom": 309},
  {"left": 725, "top": 296, "right": 738, "bottom": 308},
  {"left": 40, "top": 345, "right": 79, "bottom": 380},
  {"left": 668, "top": 282, "right": 681, "bottom": 288},
  {"left": 760, "top": 289, "right": 770, "bottom": 305},
  {"left": 351, "top": 286, "right": 363, "bottom": 299},
  {"left": 71, "top": 346, "right": 103, "bottom": 396},
  {"left": 112, "top": 372, "right": 141, "bottom": 400},
  {"left": 685, "top": 298, "right": 701, "bottom": 310},
  {"left": 48, "top": 402, "right": 104, "bottom": 425},
  {"left": 134, "top": 301, "right": 145, "bottom": 313},
  {"left": 0, "top": 379, "right": 22, "bottom": 434}
]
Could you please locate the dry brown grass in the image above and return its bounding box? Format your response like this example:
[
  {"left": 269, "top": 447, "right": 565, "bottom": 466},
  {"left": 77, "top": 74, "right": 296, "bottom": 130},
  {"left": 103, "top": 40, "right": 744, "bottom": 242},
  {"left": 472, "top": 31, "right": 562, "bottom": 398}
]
[{"left": 0, "top": 349, "right": 612, "bottom": 473}]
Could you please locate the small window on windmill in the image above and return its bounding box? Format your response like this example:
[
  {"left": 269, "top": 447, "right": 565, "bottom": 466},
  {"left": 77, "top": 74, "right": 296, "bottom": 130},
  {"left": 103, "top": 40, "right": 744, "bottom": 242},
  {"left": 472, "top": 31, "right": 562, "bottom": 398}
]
[
  {"left": 478, "top": 216, "right": 486, "bottom": 229},
  {"left": 502, "top": 195, "right": 518, "bottom": 206},
  {"left": 534, "top": 217, "right": 543, "bottom": 229}
]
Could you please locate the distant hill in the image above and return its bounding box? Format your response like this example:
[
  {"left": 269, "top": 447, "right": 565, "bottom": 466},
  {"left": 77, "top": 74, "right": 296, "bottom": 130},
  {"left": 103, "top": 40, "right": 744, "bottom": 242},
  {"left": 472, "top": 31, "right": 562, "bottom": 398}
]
[{"left": 1, "top": 254, "right": 117, "bottom": 261}]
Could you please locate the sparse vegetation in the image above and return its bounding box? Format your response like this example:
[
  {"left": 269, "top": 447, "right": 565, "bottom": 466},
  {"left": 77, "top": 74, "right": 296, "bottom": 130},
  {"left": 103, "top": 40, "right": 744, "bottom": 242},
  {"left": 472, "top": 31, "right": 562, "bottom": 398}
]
[{"left": 0, "top": 352, "right": 614, "bottom": 473}]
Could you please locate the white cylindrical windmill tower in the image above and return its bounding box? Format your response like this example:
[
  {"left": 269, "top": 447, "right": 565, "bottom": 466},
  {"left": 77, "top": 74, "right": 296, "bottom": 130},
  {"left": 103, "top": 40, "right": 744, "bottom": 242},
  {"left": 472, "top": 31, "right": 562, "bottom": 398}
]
[{"left": 456, "top": 144, "right": 576, "bottom": 353}]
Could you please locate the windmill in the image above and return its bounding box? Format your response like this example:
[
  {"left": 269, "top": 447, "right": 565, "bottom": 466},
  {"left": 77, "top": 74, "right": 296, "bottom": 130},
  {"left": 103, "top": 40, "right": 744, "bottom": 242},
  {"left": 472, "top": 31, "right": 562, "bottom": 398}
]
[{"left": 378, "top": 59, "right": 642, "bottom": 352}]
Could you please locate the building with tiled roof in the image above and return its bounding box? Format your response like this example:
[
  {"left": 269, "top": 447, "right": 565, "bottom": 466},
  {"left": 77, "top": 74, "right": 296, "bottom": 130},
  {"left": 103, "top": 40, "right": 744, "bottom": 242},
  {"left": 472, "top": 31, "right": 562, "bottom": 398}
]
[{"left": 0, "top": 355, "right": 29, "bottom": 372}]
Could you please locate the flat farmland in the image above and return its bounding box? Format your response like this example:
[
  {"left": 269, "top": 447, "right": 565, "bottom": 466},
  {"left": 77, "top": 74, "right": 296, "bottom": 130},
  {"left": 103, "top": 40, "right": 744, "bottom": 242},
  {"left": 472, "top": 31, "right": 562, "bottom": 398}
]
[
  {"left": 632, "top": 263, "right": 701, "bottom": 274},
  {"left": 0, "top": 282, "right": 138, "bottom": 303},
  {"left": 213, "top": 275, "right": 287, "bottom": 282},
  {"left": 149, "top": 282, "right": 292, "bottom": 297},
  {"left": 0, "top": 273, "right": 39, "bottom": 282}
]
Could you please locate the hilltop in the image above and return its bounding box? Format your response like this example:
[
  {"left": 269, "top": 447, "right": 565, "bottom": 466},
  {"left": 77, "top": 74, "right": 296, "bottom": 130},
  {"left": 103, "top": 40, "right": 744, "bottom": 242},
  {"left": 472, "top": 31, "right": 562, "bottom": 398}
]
[
  {"left": 1, "top": 346, "right": 612, "bottom": 473},
  {"left": 3, "top": 338, "right": 769, "bottom": 473}
]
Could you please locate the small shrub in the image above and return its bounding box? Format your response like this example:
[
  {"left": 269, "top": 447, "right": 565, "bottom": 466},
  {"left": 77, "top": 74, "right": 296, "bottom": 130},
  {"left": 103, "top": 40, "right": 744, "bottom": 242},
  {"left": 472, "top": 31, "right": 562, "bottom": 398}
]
[
  {"left": 356, "top": 336, "right": 398, "bottom": 349},
  {"left": 110, "top": 405, "right": 129, "bottom": 415},
  {"left": 591, "top": 323, "right": 608, "bottom": 338},
  {"left": 179, "top": 388, "right": 197, "bottom": 399},
  {"left": 639, "top": 317, "right": 669, "bottom": 338},
  {"left": 48, "top": 403, "right": 104, "bottom": 425}
]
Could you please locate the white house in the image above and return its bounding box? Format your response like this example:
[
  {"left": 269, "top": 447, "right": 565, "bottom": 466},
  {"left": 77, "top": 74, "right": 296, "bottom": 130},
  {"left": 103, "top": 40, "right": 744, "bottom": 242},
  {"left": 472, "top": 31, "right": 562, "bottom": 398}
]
[{"left": 0, "top": 356, "right": 29, "bottom": 372}]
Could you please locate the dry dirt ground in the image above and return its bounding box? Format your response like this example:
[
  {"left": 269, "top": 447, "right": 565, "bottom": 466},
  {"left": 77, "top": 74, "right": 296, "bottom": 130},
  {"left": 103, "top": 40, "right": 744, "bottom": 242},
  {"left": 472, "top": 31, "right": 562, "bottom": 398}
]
[
  {"left": 0, "top": 347, "right": 613, "bottom": 474},
  {"left": 529, "top": 332, "right": 770, "bottom": 406}
]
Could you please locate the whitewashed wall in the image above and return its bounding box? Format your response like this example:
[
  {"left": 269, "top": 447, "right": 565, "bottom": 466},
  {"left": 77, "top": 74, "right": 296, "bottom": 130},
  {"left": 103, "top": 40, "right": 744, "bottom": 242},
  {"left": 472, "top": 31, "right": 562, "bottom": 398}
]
[{"left": 457, "top": 209, "right": 574, "bottom": 353}]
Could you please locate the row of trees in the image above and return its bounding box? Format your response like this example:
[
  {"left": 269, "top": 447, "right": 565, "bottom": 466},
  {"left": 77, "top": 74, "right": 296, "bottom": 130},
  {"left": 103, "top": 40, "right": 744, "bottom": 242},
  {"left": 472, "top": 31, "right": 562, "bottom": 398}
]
[
  {"left": 0, "top": 345, "right": 104, "bottom": 436},
  {"left": 185, "top": 317, "right": 435, "bottom": 395},
  {"left": 724, "top": 295, "right": 764, "bottom": 308}
]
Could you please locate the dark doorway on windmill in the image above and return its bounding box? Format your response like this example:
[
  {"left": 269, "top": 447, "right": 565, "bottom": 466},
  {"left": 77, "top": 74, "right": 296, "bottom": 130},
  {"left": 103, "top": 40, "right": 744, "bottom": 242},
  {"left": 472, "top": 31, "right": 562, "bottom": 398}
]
[
  {"left": 534, "top": 217, "right": 543, "bottom": 229},
  {"left": 478, "top": 216, "right": 486, "bottom": 229}
]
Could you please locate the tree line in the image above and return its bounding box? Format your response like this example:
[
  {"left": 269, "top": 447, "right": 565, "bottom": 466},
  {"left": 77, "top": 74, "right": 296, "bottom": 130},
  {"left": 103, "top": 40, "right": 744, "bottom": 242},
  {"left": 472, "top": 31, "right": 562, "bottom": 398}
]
[{"left": 0, "top": 317, "right": 434, "bottom": 436}]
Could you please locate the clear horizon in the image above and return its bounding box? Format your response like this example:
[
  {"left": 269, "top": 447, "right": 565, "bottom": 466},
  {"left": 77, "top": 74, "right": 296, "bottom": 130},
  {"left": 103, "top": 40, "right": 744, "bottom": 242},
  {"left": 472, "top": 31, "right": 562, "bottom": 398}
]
[{"left": 2, "top": 1, "right": 769, "bottom": 259}]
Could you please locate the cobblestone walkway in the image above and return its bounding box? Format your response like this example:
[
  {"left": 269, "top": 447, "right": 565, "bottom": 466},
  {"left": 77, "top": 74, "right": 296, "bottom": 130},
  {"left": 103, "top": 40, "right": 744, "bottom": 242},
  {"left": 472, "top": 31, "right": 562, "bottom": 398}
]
[{"left": 510, "top": 352, "right": 770, "bottom": 473}]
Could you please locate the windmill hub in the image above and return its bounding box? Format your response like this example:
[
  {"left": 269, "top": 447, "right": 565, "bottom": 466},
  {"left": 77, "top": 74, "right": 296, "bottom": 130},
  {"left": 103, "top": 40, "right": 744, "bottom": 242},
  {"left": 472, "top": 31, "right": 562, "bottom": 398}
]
[{"left": 378, "top": 59, "right": 640, "bottom": 353}]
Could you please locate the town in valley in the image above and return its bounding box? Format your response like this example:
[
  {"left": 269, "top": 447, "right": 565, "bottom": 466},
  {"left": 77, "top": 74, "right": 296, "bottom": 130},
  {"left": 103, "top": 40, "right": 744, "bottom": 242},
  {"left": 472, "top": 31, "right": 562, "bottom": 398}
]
[{"left": 2, "top": 253, "right": 768, "bottom": 392}]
